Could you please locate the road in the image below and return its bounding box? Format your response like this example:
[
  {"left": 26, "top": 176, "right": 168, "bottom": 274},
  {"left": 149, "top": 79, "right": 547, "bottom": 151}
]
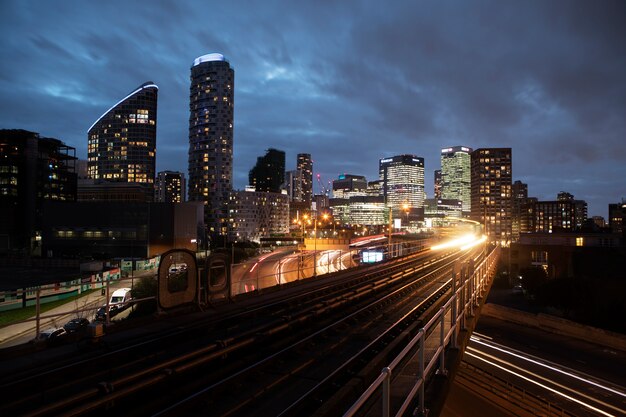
[
  {"left": 0, "top": 274, "right": 148, "bottom": 348},
  {"left": 230, "top": 248, "right": 358, "bottom": 295}
]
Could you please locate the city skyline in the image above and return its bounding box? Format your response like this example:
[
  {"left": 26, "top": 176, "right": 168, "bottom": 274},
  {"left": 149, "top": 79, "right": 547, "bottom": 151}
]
[{"left": 1, "top": 1, "right": 624, "bottom": 217}]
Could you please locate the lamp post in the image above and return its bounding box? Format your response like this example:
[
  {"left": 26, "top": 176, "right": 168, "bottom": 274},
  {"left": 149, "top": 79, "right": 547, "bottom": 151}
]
[{"left": 402, "top": 203, "right": 410, "bottom": 231}]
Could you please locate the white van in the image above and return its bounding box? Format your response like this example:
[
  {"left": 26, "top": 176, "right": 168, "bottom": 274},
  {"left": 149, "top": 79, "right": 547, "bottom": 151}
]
[{"left": 109, "top": 288, "right": 132, "bottom": 306}]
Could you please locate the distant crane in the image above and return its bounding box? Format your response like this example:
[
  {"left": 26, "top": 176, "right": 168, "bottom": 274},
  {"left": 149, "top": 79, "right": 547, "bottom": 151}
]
[{"left": 316, "top": 173, "right": 331, "bottom": 197}]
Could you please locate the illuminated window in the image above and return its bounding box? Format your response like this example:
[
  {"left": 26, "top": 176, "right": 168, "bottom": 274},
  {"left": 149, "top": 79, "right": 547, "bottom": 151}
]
[{"left": 576, "top": 237, "right": 583, "bottom": 246}]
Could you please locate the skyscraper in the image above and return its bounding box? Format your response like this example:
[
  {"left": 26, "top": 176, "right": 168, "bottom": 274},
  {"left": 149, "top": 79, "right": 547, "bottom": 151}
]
[
  {"left": 188, "top": 53, "right": 234, "bottom": 237},
  {"left": 434, "top": 169, "right": 442, "bottom": 199},
  {"left": 155, "top": 171, "right": 186, "bottom": 203},
  {"left": 87, "top": 81, "right": 158, "bottom": 201},
  {"left": 379, "top": 155, "right": 425, "bottom": 215},
  {"left": 440, "top": 146, "right": 472, "bottom": 214},
  {"left": 249, "top": 148, "right": 285, "bottom": 193},
  {"left": 297, "top": 153, "right": 312, "bottom": 207},
  {"left": 471, "top": 148, "right": 512, "bottom": 245}
]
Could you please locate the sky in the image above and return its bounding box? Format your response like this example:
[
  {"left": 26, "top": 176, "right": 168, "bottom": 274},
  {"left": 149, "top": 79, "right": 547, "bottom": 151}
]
[{"left": 1, "top": 0, "right": 624, "bottom": 217}]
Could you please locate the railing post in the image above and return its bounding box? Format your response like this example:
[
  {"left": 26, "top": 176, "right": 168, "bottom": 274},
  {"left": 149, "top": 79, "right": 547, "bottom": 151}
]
[
  {"left": 451, "top": 267, "right": 458, "bottom": 348},
  {"left": 35, "top": 287, "right": 41, "bottom": 339},
  {"left": 438, "top": 307, "right": 447, "bottom": 375},
  {"left": 105, "top": 278, "right": 110, "bottom": 325},
  {"left": 382, "top": 367, "right": 391, "bottom": 417},
  {"left": 418, "top": 329, "right": 426, "bottom": 416}
]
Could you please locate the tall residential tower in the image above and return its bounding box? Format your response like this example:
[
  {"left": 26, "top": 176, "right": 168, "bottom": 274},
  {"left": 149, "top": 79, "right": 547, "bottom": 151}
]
[
  {"left": 87, "top": 81, "right": 158, "bottom": 201},
  {"left": 188, "top": 53, "right": 234, "bottom": 237},
  {"left": 471, "top": 148, "right": 512, "bottom": 245}
]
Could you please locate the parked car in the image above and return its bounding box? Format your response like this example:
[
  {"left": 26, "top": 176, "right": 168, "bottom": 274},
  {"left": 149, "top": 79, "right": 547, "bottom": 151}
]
[
  {"left": 63, "top": 317, "right": 90, "bottom": 333},
  {"left": 94, "top": 305, "right": 118, "bottom": 322},
  {"left": 36, "top": 327, "right": 67, "bottom": 345}
]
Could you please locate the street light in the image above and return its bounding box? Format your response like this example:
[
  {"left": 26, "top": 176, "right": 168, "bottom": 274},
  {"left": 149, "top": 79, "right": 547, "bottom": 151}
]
[{"left": 402, "top": 203, "right": 410, "bottom": 230}]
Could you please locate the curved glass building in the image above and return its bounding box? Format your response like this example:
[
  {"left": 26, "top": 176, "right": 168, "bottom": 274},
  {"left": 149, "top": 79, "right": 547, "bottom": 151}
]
[
  {"left": 87, "top": 82, "right": 158, "bottom": 197},
  {"left": 188, "top": 53, "right": 234, "bottom": 237}
]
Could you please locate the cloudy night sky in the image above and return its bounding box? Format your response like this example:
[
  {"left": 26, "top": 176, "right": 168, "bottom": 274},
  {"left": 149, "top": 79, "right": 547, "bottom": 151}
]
[{"left": 1, "top": 0, "right": 624, "bottom": 217}]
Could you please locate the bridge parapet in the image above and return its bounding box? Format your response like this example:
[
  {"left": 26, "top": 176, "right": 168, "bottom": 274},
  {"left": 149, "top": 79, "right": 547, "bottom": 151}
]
[{"left": 344, "top": 245, "right": 500, "bottom": 417}]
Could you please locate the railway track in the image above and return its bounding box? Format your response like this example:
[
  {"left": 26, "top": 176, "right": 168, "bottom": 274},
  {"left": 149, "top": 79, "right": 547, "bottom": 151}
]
[{"left": 0, "top": 246, "right": 483, "bottom": 417}]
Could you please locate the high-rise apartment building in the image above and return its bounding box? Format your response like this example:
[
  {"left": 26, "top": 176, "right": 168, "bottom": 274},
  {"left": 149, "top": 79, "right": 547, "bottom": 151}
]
[
  {"left": 228, "top": 189, "right": 290, "bottom": 243},
  {"left": 0, "top": 129, "right": 77, "bottom": 253},
  {"left": 533, "top": 193, "right": 587, "bottom": 233},
  {"left": 379, "top": 155, "right": 425, "bottom": 216},
  {"left": 440, "top": 146, "right": 472, "bottom": 214},
  {"left": 471, "top": 148, "right": 512, "bottom": 245},
  {"left": 297, "top": 153, "right": 312, "bottom": 207},
  {"left": 155, "top": 171, "right": 186, "bottom": 203},
  {"left": 188, "top": 53, "right": 234, "bottom": 237},
  {"left": 249, "top": 148, "right": 285, "bottom": 193},
  {"left": 608, "top": 200, "right": 626, "bottom": 235},
  {"left": 87, "top": 81, "right": 158, "bottom": 201}
]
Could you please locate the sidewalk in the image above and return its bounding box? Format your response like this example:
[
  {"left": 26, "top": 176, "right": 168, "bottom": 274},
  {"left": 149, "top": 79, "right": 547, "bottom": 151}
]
[{"left": 0, "top": 270, "right": 155, "bottom": 347}]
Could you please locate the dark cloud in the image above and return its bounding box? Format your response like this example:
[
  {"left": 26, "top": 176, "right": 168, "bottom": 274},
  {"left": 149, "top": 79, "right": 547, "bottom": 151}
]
[{"left": 0, "top": 0, "right": 624, "bottom": 216}]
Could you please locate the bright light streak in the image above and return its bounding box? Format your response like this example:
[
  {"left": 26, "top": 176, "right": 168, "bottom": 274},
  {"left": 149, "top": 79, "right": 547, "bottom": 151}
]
[
  {"left": 430, "top": 234, "right": 476, "bottom": 251},
  {"left": 465, "top": 351, "right": 616, "bottom": 417},
  {"left": 460, "top": 234, "right": 487, "bottom": 250},
  {"left": 249, "top": 254, "right": 271, "bottom": 273},
  {"left": 470, "top": 336, "right": 626, "bottom": 399}
]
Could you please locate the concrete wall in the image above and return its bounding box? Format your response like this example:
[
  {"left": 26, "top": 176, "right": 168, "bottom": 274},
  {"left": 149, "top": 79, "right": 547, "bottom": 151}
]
[{"left": 482, "top": 303, "right": 626, "bottom": 353}]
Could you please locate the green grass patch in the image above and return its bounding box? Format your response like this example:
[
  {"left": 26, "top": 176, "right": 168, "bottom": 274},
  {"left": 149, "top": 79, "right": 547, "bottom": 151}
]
[{"left": 0, "top": 289, "right": 98, "bottom": 326}]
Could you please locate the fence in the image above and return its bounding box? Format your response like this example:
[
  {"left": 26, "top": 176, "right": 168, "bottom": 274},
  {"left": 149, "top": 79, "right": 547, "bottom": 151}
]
[{"left": 343, "top": 245, "right": 500, "bottom": 417}]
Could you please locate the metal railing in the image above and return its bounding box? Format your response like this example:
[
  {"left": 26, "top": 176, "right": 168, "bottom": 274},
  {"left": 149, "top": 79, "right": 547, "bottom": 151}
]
[{"left": 343, "top": 245, "right": 500, "bottom": 417}]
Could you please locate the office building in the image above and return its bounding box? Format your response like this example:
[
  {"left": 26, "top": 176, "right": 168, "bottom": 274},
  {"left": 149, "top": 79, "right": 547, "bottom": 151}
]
[
  {"left": 188, "top": 53, "right": 234, "bottom": 237},
  {"left": 87, "top": 81, "right": 158, "bottom": 201},
  {"left": 379, "top": 154, "right": 425, "bottom": 217},
  {"left": 440, "top": 146, "right": 472, "bottom": 214},
  {"left": 155, "top": 171, "right": 186, "bottom": 203},
  {"left": 0, "top": 129, "right": 77, "bottom": 254},
  {"left": 471, "top": 148, "right": 512, "bottom": 245},
  {"left": 332, "top": 174, "right": 368, "bottom": 199},
  {"left": 297, "top": 153, "right": 313, "bottom": 207},
  {"left": 249, "top": 148, "right": 285, "bottom": 193},
  {"left": 42, "top": 201, "right": 204, "bottom": 259}
]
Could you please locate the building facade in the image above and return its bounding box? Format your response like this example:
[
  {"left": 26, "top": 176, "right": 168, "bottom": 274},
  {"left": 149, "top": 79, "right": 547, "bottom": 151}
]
[
  {"left": 332, "top": 174, "right": 368, "bottom": 199},
  {"left": 434, "top": 170, "right": 442, "bottom": 199},
  {"left": 297, "top": 153, "right": 313, "bottom": 207},
  {"left": 228, "top": 190, "right": 290, "bottom": 243},
  {"left": 609, "top": 200, "right": 626, "bottom": 235},
  {"left": 471, "top": 148, "right": 512, "bottom": 246},
  {"left": 155, "top": 171, "right": 186, "bottom": 203},
  {"left": 0, "top": 129, "right": 77, "bottom": 254},
  {"left": 533, "top": 194, "right": 588, "bottom": 233},
  {"left": 87, "top": 81, "right": 158, "bottom": 201},
  {"left": 249, "top": 148, "right": 285, "bottom": 193},
  {"left": 440, "top": 146, "right": 472, "bottom": 214},
  {"left": 188, "top": 53, "right": 234, "bottom": 237},
  {"left": 379, "top": 155, "right": 425, "bottom": 217}
]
